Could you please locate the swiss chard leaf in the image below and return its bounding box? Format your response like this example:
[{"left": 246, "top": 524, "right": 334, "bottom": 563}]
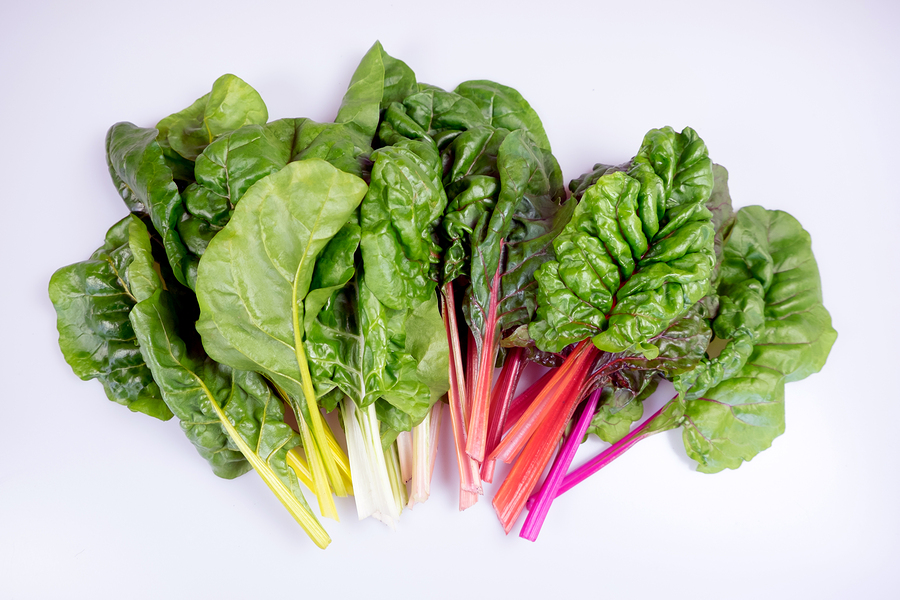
[
  {"left": 131, "top": 287, "right": 330, "bottom": 546},
  {"left": 530, "top": 127, "right": 716, "bottom": 356},
  {"left": 156, "top": 74, "right": 268, "bottom": 162},
  {"left": 464, "top": 129, "right": 569, "bottom": 355},
  {"left": 677, "top": 206, "right": 837, "bottom": 472},
  {"left": 335, "top": 41, "right": 417, "bottom": 144},
  {"left": 178, "top": 118, "right": 370, "bottom": 258},
  {"left": 48, "top": 216, "right": 172, "bottom": 420},
  {"left": 106, "top": 122, "right": 191, "bottom": 287},
  {"left": 195, "top": 159, "right": 368, "bottom": 421},
  {"left": 454, "top": 80, "right": 551, "bottom": 151},
  {"left": 359, "top": 138, "right": 447, "bottom": 310}
]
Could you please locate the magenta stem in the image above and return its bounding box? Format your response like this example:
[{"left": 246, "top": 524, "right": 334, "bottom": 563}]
[
  {"left": 557, "top": 399, "right": 671, "bottom": 497},
  {"left": 519, "top": 388, "right": 602, "bottom": 542}
]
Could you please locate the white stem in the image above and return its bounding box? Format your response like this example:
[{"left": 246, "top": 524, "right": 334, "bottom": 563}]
[
  {"left": 340, "top": 398, "right": 400, "bottom": 529},
  {"left": 397, "top": 430, "right": 413, "bottom": 484}
]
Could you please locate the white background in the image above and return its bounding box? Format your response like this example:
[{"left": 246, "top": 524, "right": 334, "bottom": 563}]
[{"left": 2, "top": 1, "right": 897, "bottom": 598}]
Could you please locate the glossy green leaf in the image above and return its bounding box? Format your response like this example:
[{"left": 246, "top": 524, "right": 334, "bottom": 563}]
[
  {"left": 336, "top": 41, "right": 417, "bottom": 143},
  {"left": 530, "top": 127, "right": 716, "bottom": 355},
  {"left": 439, "top": 126, "right": 509, "bottom": 284},
  {"left": 49, "top": 216, "right": 172, "bottom": 420},
  {"left": 131, "top": 289, "right": 329, "bottom": 546},
  {"left": 106, "top": 122, "right": 191, "bottom": 287},
  {"left": 156, "top": 74, "right": 268, "bottom": 162},
  {"left": 360, "top": 138, "right": 447, "bottom": 310},
  {"left": 464, "top": 130, "right": 569, "bottom": 355},
  {"left": 177, "top": 118, "right": 369, "bottom": 259},
  {"left": 377, "top": 87, "right": 487, "bottom": 148},
  {"left": 454, "top": 80, "right": 551, "bottom": 151}
]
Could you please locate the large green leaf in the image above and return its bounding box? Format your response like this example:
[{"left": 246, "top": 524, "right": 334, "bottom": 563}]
[
  {"left": 454, "top": 80, "right": 552, "bottom": 151},
  {"left": 529, "top": 127, "right": 716, "bottom": 355},
  {"left": 677, "top": 206, "right": 837, "bottom": 472},
  {"left": 131, "top": 287, "right": 329, "bottom": 546},
  {"left": 49, "top": 216, "right": 172, "bottom": 420},
  {"left": 156, "top": 74, "right": 268, "bottom": 162},
  {"left": 106, "top": 122, "right": 191, "bottom": 287},
  {"left": 194, "top": 159, "right": 368, "bottom": 420}
]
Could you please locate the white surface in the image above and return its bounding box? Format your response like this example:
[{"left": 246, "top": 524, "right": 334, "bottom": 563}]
[{"left": 2, "top": 1, "right": 897, "bottom": 598}]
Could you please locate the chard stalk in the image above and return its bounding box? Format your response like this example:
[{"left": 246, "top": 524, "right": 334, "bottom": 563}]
[
  {"left": 341, "top": 398, "right": 401, "bottom": 528},
  {"left": 481, "top": 346, "right": 526, "bottom": 483},
  {"left": 520, "top": 388, "right": 601, "bottom": 541},
  {"left": 397, "top": 431, "right": 414, "bottom": 484},
  {"left": 274, "top": 383, "right": 339, "bottom": 520},
  {"left": 206, "top": 387, "right": 330, "bottom": 548},
  {"left": 466, "top": 255, "right": 503, "bottom": 462},
  {"left": 491, "top": 386, "right": 582, "bottom": 534},
  {"left": 385, "top": 443, "right": 408, "bottom": 516},
  {"left": 546, "top": 398, "right": 675, "bottom": 499},
  {"left": 504, "top": 369, "right": 555, "bottom": 436},
  {"left": 490, "top": 341, "right": 596, "bottom": 464},
  {"left": 408, "top": 408, "right": 430, "bottom": 507},
  {"left": 286, "top": 448, "right": 315, "bottom": 491},
  {"left": 442, "top": 284, "right": 482, "bottom": 506}
]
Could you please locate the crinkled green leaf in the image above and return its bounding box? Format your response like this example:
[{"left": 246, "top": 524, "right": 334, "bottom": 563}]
[
  {"left": 530, "top": 127, "right": 716, "bottom": 355},
  {"left": 106, "top": 122, "right": 191, "bottom": 287},
  {"left": 360, "top": 138, "right": 447, "bottom": 309},
  {"left": 377, "top": 87, "right": 487, "bottom": 148},
  {"left": 49, "top": 216, "right": 172, "bottom": 420},
  {"left": 195, "top": 159, "right": 368, "bottom": 422},
  {"left": 156, "top": 74, "right": 267, "bottom": 162},
  {"left": 439, "top": 126, "right": 509, "bottom": 284},
  {"left": 568, "top": 162, "right": 632, "bottom": 201},
  {"left": 454, "top": 80, "right": 551, "bottom": 151},
  {"left": 178, "top": 118, "right": 370, "bottom": 259}
]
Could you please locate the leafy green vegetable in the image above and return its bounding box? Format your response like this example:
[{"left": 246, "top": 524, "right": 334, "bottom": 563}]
[
  {"left": 49, "top": 215, "right": 172, "bottom": 420},
  {"left": 530, "top": 127, "right": 716, "bottom": 357},
  {"left": 195, "top": 157, "right": 368, "bottom": 515},
  {"left": 336, "top": 41, "right": 417, "bottom": 144},
  {"left": 454, "top": 80, "right": 552, "bottom": 151},
  {"left": 360, "top": 138, "right": 446, "bottom": 309},
  {"left": 156, "top": 74, "right": 268, "bottom": 162},
  {"left": 676, "top": 206, "right": 838, "bottom": 471},
  {"left": 106, "top": 122, "right": 192, "bottom": 287}
]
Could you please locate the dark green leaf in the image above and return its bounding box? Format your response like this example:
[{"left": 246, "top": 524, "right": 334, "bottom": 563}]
[
  {"left": 49, "top": 216, "right": 172, "bottom": 420},
  {"left": 106, "top": 122, "right": 191, "bottom": 287}
]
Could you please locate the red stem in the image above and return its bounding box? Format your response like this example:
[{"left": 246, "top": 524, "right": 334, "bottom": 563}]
[
  {"left": 480, "top": 347, "right": 526, "bottom": 483},
  {"left": 530, "top": 397, "right": 675, "bottom": 507},
  {"left": 489, "top": 341, "right": 596, "bottom": 464},
  {"left": 520, "top": 387, "right": 602, "bottom": 541},
  {"left": 466, "top": 254, "right": 504, "bottom": 463}
]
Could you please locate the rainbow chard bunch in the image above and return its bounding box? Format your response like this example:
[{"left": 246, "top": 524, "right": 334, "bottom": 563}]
[{"left": 48, "top": 41, "right": 836, "bottom": 547}]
